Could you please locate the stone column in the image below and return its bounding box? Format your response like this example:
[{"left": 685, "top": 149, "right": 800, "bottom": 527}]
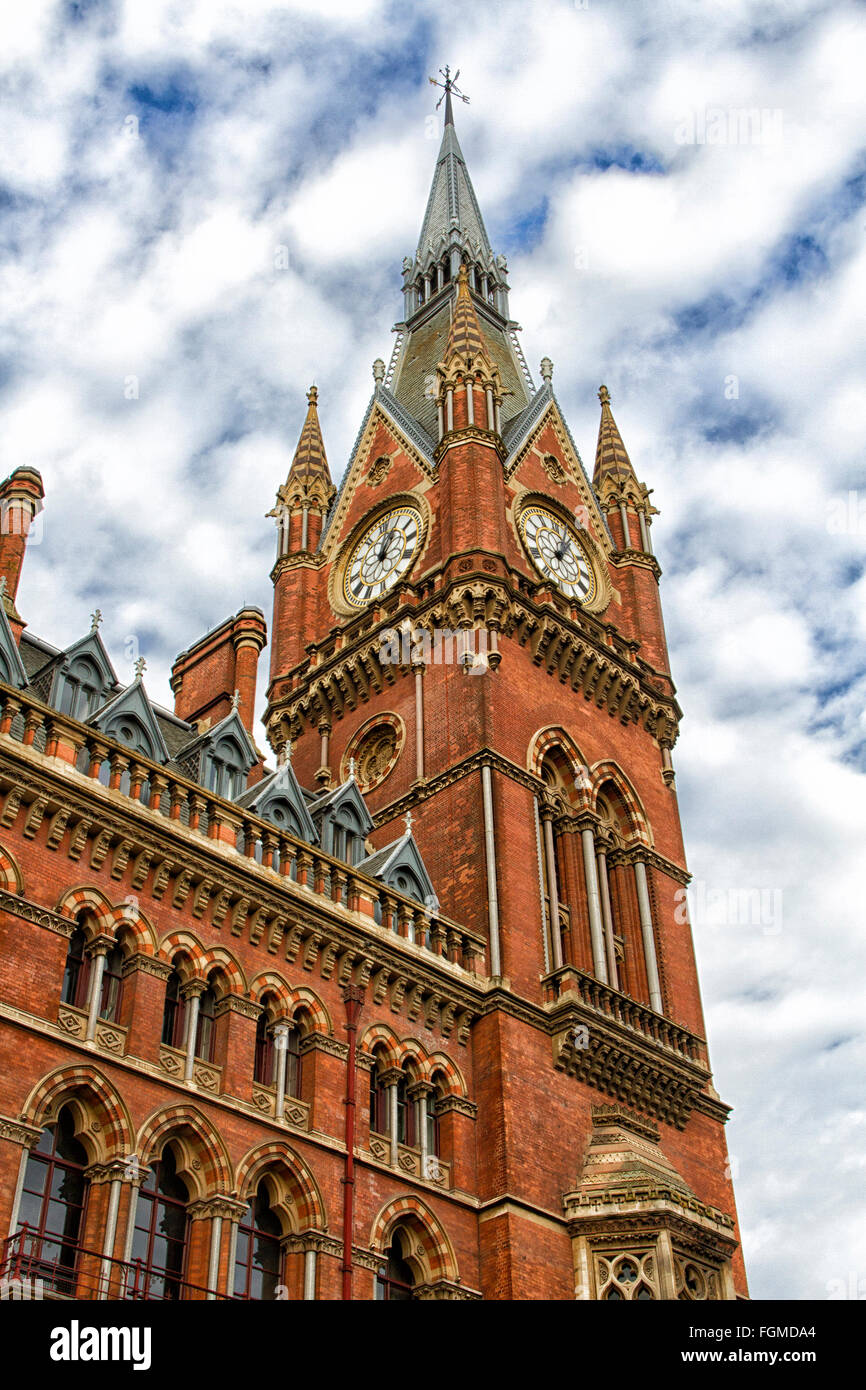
[
  {"left": 638, "top": 508, "right": 651, "bottom": 552},
  {"left": 380, "top": 1068, "right": 402, "bottom": 1169},
  {"left": 84, "top": 937, "right": 112, "bottom": 1042},
  {"left": 304, "top": 1246, "right": 318, "bottom": 1300},
  {"left": 316, "top": 721, "right": 331, "bottom": 786},
  {"left": 480, "top": 764, "right": 502, "bottom": 977},
  {"left": 465, "top": 379, "right": 474, "bottom": 425},
  {"left": 596, "top": 848, "right": 620, "bottom": 990},
  {"left": 409, "top": 1080, "right": 433, "bottom": 1179},
  {"left": 619, "top": 501, "right": 631, "bottom": 549},
  {"left": 272, "top": 1021, "right": 290, "bottom": 1120},
  {"left": 300, "top": 502, "right": 309, "bottom": 551},
  {"left": 541, "top": 806, "right": 563, "bottom": 970},
  {"left": 485, "top": 386, "right": 494, "bottom": 430},
  {"left": 581, "top": 826, "right": 609, "bottom": 984},
  {"left": 180, "top": 980, "right": 206, "bottom": 1084},
  {"left": 1, "top": 1119, "right": 41, "bottom": 1238},
  {"left": 446, "top": 387, "right": 454, "bottom": 432},
  {"left": 413, "top": 661, "right": 425, "bottom": 782},
  {"left": 634, "top": 860, "right": 663, "bottom": 1013}
]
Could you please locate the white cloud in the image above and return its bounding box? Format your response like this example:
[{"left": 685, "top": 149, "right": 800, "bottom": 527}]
[{"left": 0, "top": 0, "right": 863, "bottom": 1302}]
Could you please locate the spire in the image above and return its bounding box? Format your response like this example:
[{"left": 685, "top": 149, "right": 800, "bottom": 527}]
[
  {"left": 286, "top": 385, "right": 332, "bottom": 496},
  {"left": 593, "top": 385, "right": 638, "bottom": 490},
  {"left": 269, "top": 385, "right": 336, "bottom": 559},
  {"left": 415, "top": 95, "right": 492, "bottom": 271},
  {"left": 443, "top": 264, "right": 490, "bottom": 365}
]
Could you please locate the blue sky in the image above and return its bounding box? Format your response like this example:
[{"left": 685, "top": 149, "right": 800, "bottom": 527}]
[{"left": 2, "top": 0, "right": 866, "bottom": 1299}]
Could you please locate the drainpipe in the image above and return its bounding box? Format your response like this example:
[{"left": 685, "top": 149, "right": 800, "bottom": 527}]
[{"left": 341, "top": 984, "right": 365, "bottom": 1300}]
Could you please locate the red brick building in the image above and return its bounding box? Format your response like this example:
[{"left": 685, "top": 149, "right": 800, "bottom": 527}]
[{"left": 0, "top": 87, "right": 746, "bottom": 1302}]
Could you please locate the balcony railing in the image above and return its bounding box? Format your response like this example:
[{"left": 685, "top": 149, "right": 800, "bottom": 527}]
[
  {"left": 0, "top": 683, "right": 488, "bottom": 976},
  {"left": 1, "top": 1227, "right": 236, "bottom": 1301},
  {"left": 543, "top": 962, "right": 706, "bottom": 1065}
]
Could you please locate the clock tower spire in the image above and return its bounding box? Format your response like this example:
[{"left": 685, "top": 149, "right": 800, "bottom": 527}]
[{"left": 262, "top": 82, "right": 746, "bottom": 1302}]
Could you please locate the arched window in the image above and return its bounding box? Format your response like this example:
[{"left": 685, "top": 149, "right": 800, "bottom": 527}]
[
  {"left": 61, "top": 926, "right": 91, "bottom": 1011},
  {"left": 130, "top": 1144, "right": 189, "bottom": 1301},
  {"left": 104, "top": 716, "right": 155, "bottom": 761},
  {"left": 331, "top": 805, "right": 363, "bottom": 865},
  {"left": 207, "top": 736, "right": 247, "bottom": 801},
  {"left": 375, "top": 1229, "right": 415, "bottom": 1301},
  {"left": 59, "top": 656, "right": 103, "bottom": 721},
  {"left": 254, "top": 1011, "right": 275, "bottom": 1086},
  {"left": 261, "top": 798, "right": 303, "bottom": 839},
  {"left": 233, "top": 1180, "right": 283, "bottom": 1301},
  {"left": 195, "top": 985, "right": 217, "bottom": 1062},
  {"left": 369, "top": 1059, "right": 388, "bottom": 1136},
  {"left": 285, "top": 1024, "right": 301, "bottom": 1100},
  {"left": 396, "top": 1070, "right": 415, "bottom": 1147},
  {"left": 99, "top": 942, "right": 125, "bottom": 1023},
  {"left": 427, "top": 1074, "right": 447, "bottom": 1159},
  {"left": 17, "top": 1105, "right": 88, "bottom": 1294},
  {"left": 161, "top": 969, "right": 186, "bottom": 1049}
]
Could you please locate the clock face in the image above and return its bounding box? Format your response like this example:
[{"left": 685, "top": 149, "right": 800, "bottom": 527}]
[
  {"left": 342, "top": 506, "right": 423, "bottom": 608},
  {"left": 518, "top": 506, "right": 596, "bottom": 602}
]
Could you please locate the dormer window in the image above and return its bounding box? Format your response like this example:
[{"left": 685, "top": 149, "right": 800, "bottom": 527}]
[
  {"left": 206, "top": 736, "right": 247, "bottom": 800},
  {"left": 59, "top": 656, "right": 103, "bottom": 720}
]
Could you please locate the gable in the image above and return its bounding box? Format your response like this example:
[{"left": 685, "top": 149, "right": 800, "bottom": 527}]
[
  {"left": 90, "top": 680, "right": 169, "bottom": 764},
  {"left": 506, "top": 397, "right": 613, "bottom": 554},
  {"left": 358, "top": 833, "right": 436, "bottom": 908},
  {"left": 319, "top": 401, "right": 434, "bottom": 562},
  {"left": 243, "top": 763, "right": 318, "bottom": 843}
]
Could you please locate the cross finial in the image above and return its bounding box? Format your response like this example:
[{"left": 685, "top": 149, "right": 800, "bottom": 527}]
[
  {"left": 231, "top": 689, "right": 241, "bottom": 712},
  {"left": 90, "top": 608, "right": 102, "bottom": 632},
  {"left": 134, "top": 656, "right": 146, "bottom": 678},
  {"left": 404, "top": 810, "right": 413, "bottom": 835}
]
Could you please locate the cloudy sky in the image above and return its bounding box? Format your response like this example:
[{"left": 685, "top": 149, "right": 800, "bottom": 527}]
[{"left": 2, "top": 0, "right": 865, "bottom": 1300}]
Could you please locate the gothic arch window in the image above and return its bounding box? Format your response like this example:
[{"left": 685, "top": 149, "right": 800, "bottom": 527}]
[
  {"left": 375, "top": 1228, "right": 416, "bottom": 1301},
  {"left": 17, "top": 1105, "right": 89, "bottom": 1295},
  {"left": 61, "top": 923, "right": 91, "bottom": 1011},
  {"left": 195, "top": 979, "right": 219, "bottom": 1063},
  {"left": 161, "top": 968, "right": 187, "bottom": 1050},
  {"left": 233, "top": 1178, "right": 283, "bottom": 1301},
  {"left": 98, "top": 940, "right": 126, "bottom": 1024},
  {"left": 396, "top": 1065, "right": 415, "bottom": 1148},
  {"left": 130, "top": 1143, "right": 189, "bottom": 1301},
  {"left": 428, "top": 1071, "right": 448, "bottom": 1160},
  {"left": 104, "top": 715, "right": 156, "bottom": 762},
  {"left": 260, "top": 797, "right": 304, "bottom": 839},
  {"left": 254, "top": 1004, "right": 276, "bottom": 1087},
  {"left": 369, "top": 1051, "right": 389, "bottom": 1136}
]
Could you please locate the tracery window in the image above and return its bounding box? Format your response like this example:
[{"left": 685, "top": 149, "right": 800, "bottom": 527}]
[{"left": 596, "top": 1251, "right": 658, "bottom": 1301}]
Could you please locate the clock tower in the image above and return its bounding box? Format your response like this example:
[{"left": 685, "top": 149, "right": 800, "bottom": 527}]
[{"left": 264, "top": 83, "right": 747, "bottom": 1300}]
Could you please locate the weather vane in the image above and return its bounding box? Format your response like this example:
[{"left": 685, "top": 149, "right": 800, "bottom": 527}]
[{"left": 428, "top": 65, "right": 470, "bottom": 111}]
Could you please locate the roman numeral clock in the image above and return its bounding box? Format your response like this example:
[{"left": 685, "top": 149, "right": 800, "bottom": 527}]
[{"left": 342, "top": 505, "right": 423, "bottom": 609}]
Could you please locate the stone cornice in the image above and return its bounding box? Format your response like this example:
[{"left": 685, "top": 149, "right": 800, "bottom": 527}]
[
  {"left": 434, "top": 424, "right": 507, "bottom": 464},
  {"left": 0, "top": 885, "right": 74, "bottom": 937},
  {"left": 299, "top": 1033, "right": 349, "bottom": 1061},
  {"left": 266, "top": 569, "right": 681, "bottom": 746}
]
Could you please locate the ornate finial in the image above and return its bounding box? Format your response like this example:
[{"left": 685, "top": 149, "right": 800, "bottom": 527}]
[
  {"left": 230, "top": 689, "right": 241, "bottom": 712},
  {"left": 540, "top": 357, "right": 554, "bottom": 385},
  {"left": 134, "top": 656, "right": 147, "bottom": 678},
  {"left": 598, "top": 384, "right": 611, "bottom": 406},
  {"left": 90, "top": 608, "right": 103, "bottom": 632},
  {"left": 404, "top": 810, "right": 413, "bottom": 835},
  {"left": 307, "top": 385, "right": 318, "bottom": 406},
  {"left": 457, "top": 263, "right": 469, "bottom": 287},
  {"left": 348, "top": 756, "right": 356, "bottom": 781},
  {"left": 428, "top": 65, "right": 470, "bottom": 122},
  {"left": 372, "top": 358, "right": 385, "bottom": 384}
]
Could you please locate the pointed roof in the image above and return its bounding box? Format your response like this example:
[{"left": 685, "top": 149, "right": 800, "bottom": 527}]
[
  {"left": 288, "top": 386, "right": 332, "bottom": 489},
  {"left": 415, "top": 110, "right": 493, "bottom": 268},
  {"left": 443, "top": 264, "right": 490, "bottom": 365},
  {"left": 89, "top": 675, "right": 170, "bottom": 764},
  {"left": 357, "top": 829, "right": 436, "bottom": 908},
  {"left": 593, "top": 384, "right": 639, "bottom": 490},
  {"left": 237, "top": 760, "right": 319, "bottom": 841},
  {"left": 176, "top": 706, "right": 258, "bottom": 770}
]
